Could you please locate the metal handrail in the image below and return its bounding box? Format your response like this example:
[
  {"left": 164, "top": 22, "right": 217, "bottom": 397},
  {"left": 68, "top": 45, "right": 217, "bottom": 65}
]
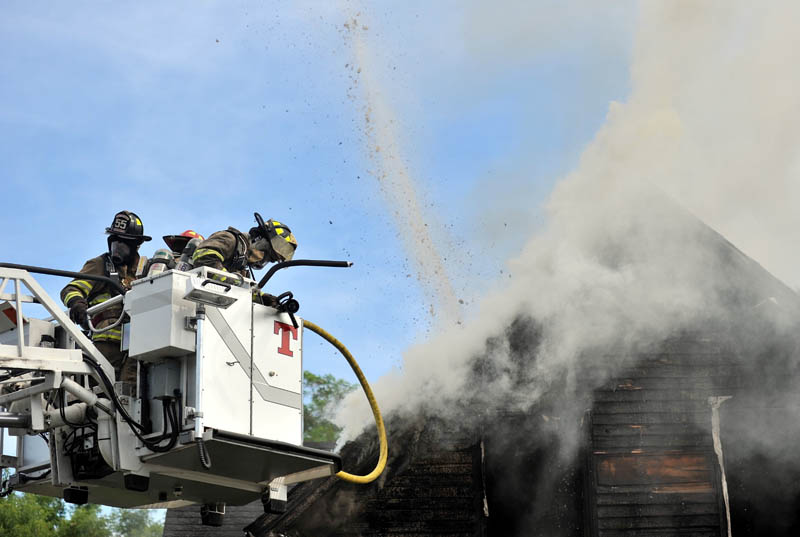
[
  {"left": 85, "top": 295, "right": 126, "bottom": 334},
  {"left": 41, "top": 287, "right": 123, "bottom": 324},
  {"left": 0, "top": 266, "right": 115, "bottom": 382}
]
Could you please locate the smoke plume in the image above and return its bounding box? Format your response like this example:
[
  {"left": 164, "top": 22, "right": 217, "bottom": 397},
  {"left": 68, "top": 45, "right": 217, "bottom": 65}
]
[{"left": 337, "top": 0, "right": 800, "bottom": 458}]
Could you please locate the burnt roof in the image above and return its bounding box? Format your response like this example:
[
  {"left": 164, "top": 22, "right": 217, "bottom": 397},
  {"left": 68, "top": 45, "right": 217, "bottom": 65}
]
[
  {"left": 247, "top": 415, "right": 486, "bottom": 537},
  {"left": 164, "top": 503, "right": 264, "bottom": 537}
]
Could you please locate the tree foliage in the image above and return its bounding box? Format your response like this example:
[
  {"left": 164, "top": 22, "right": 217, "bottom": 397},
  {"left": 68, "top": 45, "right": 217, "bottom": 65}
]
[
  {"left": 58, "top": 504, "right": 110, "bottom": 537},
  {"left": 110, "top": 508, "right": 164, "bottom": 537},
  {"left": 0, "top": 487, "right": 163, "bottom": 537},
  {"left": 0, "top": 492, "right": 64, "bottom": 537},
  {"left": 303, "top": 370, "right": 355, "bottom": 444}
]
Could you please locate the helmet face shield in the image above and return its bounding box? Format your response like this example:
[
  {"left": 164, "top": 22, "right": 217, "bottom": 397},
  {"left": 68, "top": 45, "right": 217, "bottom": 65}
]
[
  {"left": 270, "top": 234, "right": 296, "bottom": 261},
  {"left": 268, "top": 220, "right": 297, "bottom": 261}
]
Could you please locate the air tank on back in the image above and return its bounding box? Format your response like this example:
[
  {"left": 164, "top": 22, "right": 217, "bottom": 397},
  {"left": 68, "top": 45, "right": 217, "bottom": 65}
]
[
  {"left": 175, "top": 238, "right": 202, "bottom": 272},
  {"left": 146, "top": 248, "right": 174, "bottom": 277}
]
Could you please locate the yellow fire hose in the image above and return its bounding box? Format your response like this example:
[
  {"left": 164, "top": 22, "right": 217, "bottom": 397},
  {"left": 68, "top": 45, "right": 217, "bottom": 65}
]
[{"left": 302, "top": 320, "right": 388, "bottom": 484}]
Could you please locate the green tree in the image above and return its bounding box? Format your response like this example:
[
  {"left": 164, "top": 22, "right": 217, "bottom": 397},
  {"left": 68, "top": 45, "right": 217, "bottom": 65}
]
[
  {"left": 110, "top": 508, "right": 163, "bottom": 537},
  {"left": 0, "top": 488, "right": 115, "bottom": 537},
  {"left": 0, "top": 491, "right": 63, "bottom": 537},
  {"left": 0, "top": 485, "right": 159, "bottom": 537},
  {"left": 57, "top": 504, "right": 111, "bottom": 537},
  {"left": 303, "top": 370, "right": 355, "bottom": 444}
]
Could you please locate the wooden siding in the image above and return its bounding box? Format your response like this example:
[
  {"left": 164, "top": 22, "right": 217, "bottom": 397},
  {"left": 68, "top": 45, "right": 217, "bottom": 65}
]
[{"left": 585, "top": 336, "right": 735, "bottom": 537}]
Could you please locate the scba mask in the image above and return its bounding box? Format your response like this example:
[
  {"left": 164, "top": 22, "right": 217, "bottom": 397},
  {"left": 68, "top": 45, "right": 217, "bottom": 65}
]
[
  {"left": 109, "top": 239, "right": 135, "bottom": 267},
  {"left": 247, "top": 237, "right": 272, "bottom": 269}
]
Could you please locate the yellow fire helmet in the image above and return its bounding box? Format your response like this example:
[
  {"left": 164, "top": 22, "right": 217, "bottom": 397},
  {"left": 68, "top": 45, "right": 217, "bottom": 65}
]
[
  {"left": 252, "top": 213, "right": 298, "bottom": 265},
  {"left": 268, "top": 220, "right": 297, "bottom": 262}
]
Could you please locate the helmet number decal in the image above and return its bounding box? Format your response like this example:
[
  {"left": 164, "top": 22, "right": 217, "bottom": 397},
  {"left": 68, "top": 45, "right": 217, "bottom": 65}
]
[{"left": 112, "top": 216, "right": 129, "bottom": 232}]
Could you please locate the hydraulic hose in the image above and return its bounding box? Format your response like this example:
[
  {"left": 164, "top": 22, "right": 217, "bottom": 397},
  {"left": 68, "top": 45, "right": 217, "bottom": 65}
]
[
  {"left": 302, "top": 320, "right": 387, "bottom": 484},
  {"left": 0, "top": 263, "right": 126, "bottom": 295},
  {"left": 257, "top": 259, "right": 352, "bottom": 289}
]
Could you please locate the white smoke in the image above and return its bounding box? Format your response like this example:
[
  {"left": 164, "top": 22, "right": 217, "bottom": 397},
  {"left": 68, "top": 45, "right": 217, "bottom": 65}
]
[{"left": 336, "top": 1, "right": 800, "bottom": 441}]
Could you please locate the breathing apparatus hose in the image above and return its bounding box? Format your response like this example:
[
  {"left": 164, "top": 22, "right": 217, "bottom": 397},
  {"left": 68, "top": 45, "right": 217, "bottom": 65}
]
[{"left": 302, "top": 320, "right": 388, "bottom": 484}]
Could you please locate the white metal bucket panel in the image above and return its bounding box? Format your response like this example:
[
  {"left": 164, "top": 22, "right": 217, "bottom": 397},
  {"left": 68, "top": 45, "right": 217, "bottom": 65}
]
[
  {"left": 201, "top": 301, "right": 302, "bottom": 445},
  {"left": 252, "top": 305, "right": 303, "bottom": 394},
  {"left": 125, "top": 271, "right": 197, "bottom": 361},
  {"left": 252, "top": 305, "right": 302, "bottom": 445},
  {"left": 200, "top": 321, "right": 254, "bottom": 438}
]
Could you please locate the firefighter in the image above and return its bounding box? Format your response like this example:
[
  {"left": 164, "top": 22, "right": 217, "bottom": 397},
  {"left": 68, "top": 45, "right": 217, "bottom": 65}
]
[
  {"left": 192, "top": 216, "right": 297, "bottom": 307},
  {"left": 162, "top": 229, "right": 205, "bottom": 258},
  {"left": 61, "top": 210, "right": 151, "bottom": 384}
]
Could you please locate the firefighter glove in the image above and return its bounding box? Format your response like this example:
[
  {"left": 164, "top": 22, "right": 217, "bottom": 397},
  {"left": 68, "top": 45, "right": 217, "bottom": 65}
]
[
  {"left": 255, "top": 291, "right": 280, "bottom": 308},
  {"left": 68, "top": 297, "right": 90, "bottom": 330}
]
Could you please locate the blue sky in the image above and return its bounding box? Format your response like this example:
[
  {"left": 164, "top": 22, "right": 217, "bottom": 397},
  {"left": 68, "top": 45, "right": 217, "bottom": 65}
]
[{"left": 1, "top": 1, "right": 634, "bottom": 383}]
